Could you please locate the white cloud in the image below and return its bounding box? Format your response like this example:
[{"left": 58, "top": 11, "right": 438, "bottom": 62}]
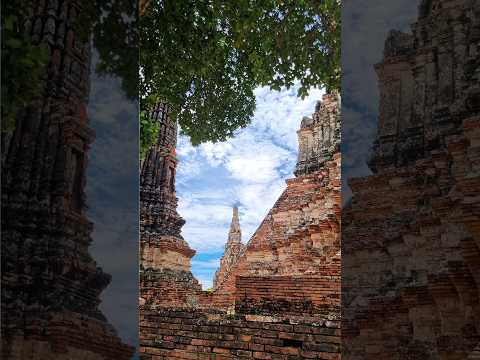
[
  {"left": 191, "top": 259, "right": 221, "bottom": 269},
  {"left": 196, "top": 276, "right": 214, "bottom": 290},
  {"left": 199, "top": 142, "right": 234, "bottom": 167},
  {"left": 252, "top": 83, "right": 324, "bottom": 151},
  {"left": 224, "top": 139, "right": 290, "bottom": 184},
  {"left": 177, "top": 82, "right": 323, "bottom": 256}
]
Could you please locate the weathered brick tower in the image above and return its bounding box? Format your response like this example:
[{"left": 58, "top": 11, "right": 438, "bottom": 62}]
[
  {"left": 139, "top": 103, "right": 201, "bottom": 307},
  {"left": 212, "top": 93, "right": 341, "bottom": 315},
  {"left": 1, "top": 1, "right": 133, "bottom": 359},
  {"left": 213, "top": 206, "right": 246, "bottom": 290},
  {"left": 296, "top": 93, "right": 341, "bottom": 176},
  {"left": 343, "top": 0, "right": 480, "bottom": 358}
]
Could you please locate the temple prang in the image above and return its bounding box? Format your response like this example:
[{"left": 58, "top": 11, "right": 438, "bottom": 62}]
[
  {"left": 295, "top": 92, "right": 341, "bottom": 177},
  {"left": 140, "top": 93, "right": 342, "bottom": 359},
  {"left": 139, "top": 103, "right": 202, "bottom": 308},
  {"left": 213, "top": 206, "right": 246, "bottom": 290}
]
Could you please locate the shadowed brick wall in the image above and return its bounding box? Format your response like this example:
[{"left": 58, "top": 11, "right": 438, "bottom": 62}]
[{"left": 1, "top": 0, "right": 134, "bottom": 358}]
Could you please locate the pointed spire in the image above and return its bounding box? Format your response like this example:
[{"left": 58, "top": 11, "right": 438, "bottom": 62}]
[
  {"left": 213, "top": 206, "right": 245, "bottom": 289},
  {"left": 228, "top": 206, "right": 241, "bottom": 244}
]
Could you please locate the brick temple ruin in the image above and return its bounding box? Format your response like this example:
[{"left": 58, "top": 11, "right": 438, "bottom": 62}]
[
  {"left": 1, "top": 1, "right": 133, "bottom": 359},
  {"left": 343, "top": 0, "right": 480, "bottom": 358},
  {"left": 139, "top": 93, "right": 341, "bottom": 359}
]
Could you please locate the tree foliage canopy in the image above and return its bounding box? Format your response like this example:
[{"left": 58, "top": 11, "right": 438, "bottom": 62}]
[
  {"left": 2, "top": 0, "right": 340, "bottom": 158},
  {"left": 140, "top": 0, "right": 340, "bottom": 153}
]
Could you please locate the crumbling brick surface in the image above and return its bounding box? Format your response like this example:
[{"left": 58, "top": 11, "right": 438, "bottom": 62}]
[
  {"left": 235, "top": 276, "right": 340, "bottom": 317},
  {"left": 139, "top": 308, "right": 341, "bottom": 360}
]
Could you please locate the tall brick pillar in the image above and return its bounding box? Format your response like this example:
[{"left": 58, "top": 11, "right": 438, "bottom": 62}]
[{"left": 140, "top": 103, "right": 201, "bottom": 307}]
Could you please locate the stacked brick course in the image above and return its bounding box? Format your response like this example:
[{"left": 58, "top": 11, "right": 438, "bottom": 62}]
[
  {"left": 1, "top": 1, "right": 133, "bottom": 359},
  {"left": 140, "top": 309, "right": 341, "bottom": 359},
  {"left": 343, "top": 1, "right": 480, "bottom": 358},
  {"left": 235, "top": 276, "right": 340, "bottom": 317}
]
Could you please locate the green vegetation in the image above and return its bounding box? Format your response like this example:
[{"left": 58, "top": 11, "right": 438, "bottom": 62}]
[
  {"left": 140, "top": 0, "right": 340, "bottom": 154},
  {"left": 2, "top": 0, "right": 340, "bottom": 157}
]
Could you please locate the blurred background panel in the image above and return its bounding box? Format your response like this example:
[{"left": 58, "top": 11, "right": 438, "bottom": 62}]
[
  {"left": 1, "top": 0, "right": 138, "bottom": 358},
  {"left": 342, "top": 0, "right": 480, "bottom": 358}
]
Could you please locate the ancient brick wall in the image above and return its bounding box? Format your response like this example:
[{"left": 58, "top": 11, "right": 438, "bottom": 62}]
[
  {"left": 139, "top": 309, "right": 340, "bottom": 360},
  {"left": 235, "top": 275, "right": 340, "bottom": 317},
  {"left": 5, "top": 313, "right": 134, "bottom": 360},
  {"left": 141, "top": 269, "right": 202, "bottom": 308},
  {"left": 342, "top": 1, "right": 480, "bottom": 358}
]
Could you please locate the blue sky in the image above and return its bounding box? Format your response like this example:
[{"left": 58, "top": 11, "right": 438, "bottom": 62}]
[{"left": 176, "top": 83, "right": 324, "bottom": 289}]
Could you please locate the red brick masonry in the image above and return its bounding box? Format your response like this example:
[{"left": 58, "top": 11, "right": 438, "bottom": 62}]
[
  {"left": 140, "top": 308, "right": 340, "bottom": 359},
  {"left": 235, "top": 276, "right": 340, "bottom": 316}
]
